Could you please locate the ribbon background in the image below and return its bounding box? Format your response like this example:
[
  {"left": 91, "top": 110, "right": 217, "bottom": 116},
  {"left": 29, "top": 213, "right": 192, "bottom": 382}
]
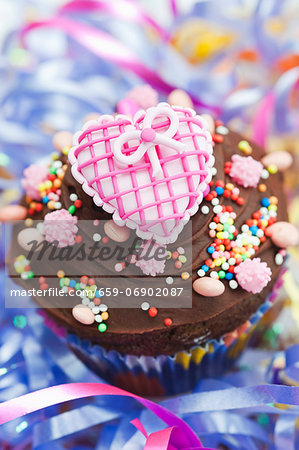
[{"left": 0, "top": 0, "right": 299, "bottom": 448}]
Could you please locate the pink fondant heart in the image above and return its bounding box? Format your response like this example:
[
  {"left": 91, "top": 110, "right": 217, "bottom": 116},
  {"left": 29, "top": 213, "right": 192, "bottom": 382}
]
[{"left": 69, "top": 103, "right": 214, "bottom": 244}]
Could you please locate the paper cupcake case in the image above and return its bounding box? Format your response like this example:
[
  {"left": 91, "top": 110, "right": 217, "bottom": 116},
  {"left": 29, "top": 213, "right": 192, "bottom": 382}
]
[{"left": 64, "top": 268, "right": 286, "bottom": 397}]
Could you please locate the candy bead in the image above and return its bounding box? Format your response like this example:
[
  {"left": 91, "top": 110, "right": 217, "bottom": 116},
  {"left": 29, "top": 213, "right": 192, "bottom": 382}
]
[
  {"left": 267, "top": 222, "right": 299, "bottom": 248},
  {"left": 17, "top": 227, "right": 44, "bottom": 251},
  {"left": 52, "top": 131, "right": 73, "bottom": 151},
  {"left": 193, "top": 277, "right": 225, "bottom": 297},
  {"left": 104, "top": 220, "right": 131, "bottom": 242},
  {"left": 0, "top": 205, "right": 27, "bottom": 222},
  {"left": 262, "top": 151, "right": 292, "bottom": 172},
  {"left": 167, "top": 89, "right": 193, "bottom": 108},
  {"left": 72, "top": 304, "right": 95, "bottom": 325}
]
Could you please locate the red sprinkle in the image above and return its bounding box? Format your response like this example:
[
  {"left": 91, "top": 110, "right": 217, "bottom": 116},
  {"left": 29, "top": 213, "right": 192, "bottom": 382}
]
[
  {"left": 35, "top": 203, "right": 43, "bottom": 212},
  {"left": 149, "top": 307, "right": 158, "bottom": 318},
  {"left": 164, "top": 318, "right": 173, "bottom": 327},
  {"left": 212, "top": 133, "right": 224, "bottom": 143},
  {"left": 236, "top": 197, "right": 244, "bottom": 205},
  {"left": 74, "top": 199, "right": 82, "bottom": 208}
]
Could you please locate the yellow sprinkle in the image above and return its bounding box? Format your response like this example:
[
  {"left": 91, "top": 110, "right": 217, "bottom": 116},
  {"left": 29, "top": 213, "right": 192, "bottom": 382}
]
[
  {"left": 238, "top": 140, "right": 252, "bottom": 155},
  {"left": 101, "top": 311, "right": 109, "bottom": 321},
  {"left": 25, "top": 218, "right": 33, "bottom": 227},
  {"left": 47, "top": 200, "right": 55, "bottom": 210},
  {"left": 261, "top": 219, "right": 268, "bottom": 227},
  {"left": 269, "top": 204, "right": 277, "bottom": 211},
  {"left": 62, "top": 146, "right": 71, "bottom": 156},
  {"left": 215, "top": 258, "right": 222, "bottom": 266},
  {"left": 267, "top": 164, "right": 278, "bottom": 174},
  {"left": 226, "top": 183, "right": 234, "bottom": 191},
  {"left": 178, "top": 255, "right": 187, "bottom": 263},
  {"left": 38, "top": 183, "right": 45, "bottom": 191},
  {"left": 51, "top": 152, "right": 59, "bottom": 161},
  {"left": 44, "top": 180, "right": 53, "bottom": 189},
  {"left": 181, "top": 272, "right": 190, "bottom": 280},
  {"left": 269, "top": 196, "right": 278, "bottom": 205},
  {"left": 17, "top": 255, "right": 26, "bottom": 261},
  {"left": 219, "top": 245, "right": 225, "bottom": 251}
]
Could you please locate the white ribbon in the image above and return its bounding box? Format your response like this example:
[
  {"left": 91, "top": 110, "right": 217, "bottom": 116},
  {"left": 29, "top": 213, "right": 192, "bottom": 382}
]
[{"left": 113, "top": 105, "right": 186, "bottom": 177}]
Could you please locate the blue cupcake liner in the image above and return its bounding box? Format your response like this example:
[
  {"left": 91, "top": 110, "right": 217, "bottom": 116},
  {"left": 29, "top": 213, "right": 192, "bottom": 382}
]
[{"left": 65, "top": 268, "right": 285, "bottom": 396}]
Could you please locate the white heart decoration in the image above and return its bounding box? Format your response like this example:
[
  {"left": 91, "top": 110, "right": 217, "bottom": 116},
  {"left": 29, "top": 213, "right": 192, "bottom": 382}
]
[{"left": 69, "top": 103, "right": 214, "bottom": 244}]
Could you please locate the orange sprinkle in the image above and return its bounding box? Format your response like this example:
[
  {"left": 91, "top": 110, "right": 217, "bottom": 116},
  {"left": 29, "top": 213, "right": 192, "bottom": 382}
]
[{"left": 258, "top": 184, "right": 267, "bottom": 192}]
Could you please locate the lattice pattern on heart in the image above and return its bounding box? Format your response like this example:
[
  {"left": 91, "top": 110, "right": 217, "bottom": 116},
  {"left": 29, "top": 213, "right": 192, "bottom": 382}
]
[{"left": 69, "top": 103, "right": 214, "bottom": 244}]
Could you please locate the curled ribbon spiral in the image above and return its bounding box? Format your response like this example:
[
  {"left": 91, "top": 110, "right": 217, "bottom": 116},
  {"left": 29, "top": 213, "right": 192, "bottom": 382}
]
[{"left": 113, "top": 105, "right": 186, "bottom": 177}]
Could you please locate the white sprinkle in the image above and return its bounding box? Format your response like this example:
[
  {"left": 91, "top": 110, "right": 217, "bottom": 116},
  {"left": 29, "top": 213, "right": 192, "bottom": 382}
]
[
  {"left": 177, "top": 247, "right": 185, "bottom": 254},
  {"left": 223, "top": 231, "right": 229, "bottom": 239},
  {"left": 92, "top": 306, "right": 100, "bottom": 314},
  {"left": 141, "top": 302, "right": 150, "bottom": 310},
  {"left": 256, "top": 229, "right": 264, "bottom": 237},
  {"left": 36, "top": 222, "right": 44, "bottom": 234},
  {"left": 275, "top": 253, "right": 284, "bottom": 265},
  {"left": 213, "top": 205, "right": 222, "bottom": 214},
  {"left": 229, "top": 280, "right": 238, "bottom": 289},
  {"left": 53, "top": 160, "right": 63, "bottom": 168},
  {"left": 241, "top": 225, "right": 249, "bottom": 232},
  {"left": 166, "top": 276, "right": 174, "bottom": 285},
  {"left": 229, "top": 226, "right": 235, "bottom": 233},
  {"left": 269, "top": 210, "right": 277, "bottom": 217},
  {"left": 251, "top": 237, "right": 260, "bottom": 246},
  {"left": 210, "top": 271, "right": 219, "bottom": 279},
  {"left": 55, "top": 202, "right": 62, "bottom": 209},
  {"left": 228, "top": 258, "right": 236, "bottom": 265},
  {"left": 99, "top": 304, "right": 108, "bottom": 312},
  {"left": 201, "top": 205, "right": 210, "bottom": 215},
  {"left": 88, "top": 301, "right": 95, "bottom": 309},
  {"left": 248, "top": 248, "right": 255, "bottom": 256},
  {"left": 197, "top": 269, "right": 205, "bottom": 277},
  {"left": 211, "top": 198, "right": 219, "bottom": 206},
  {"left": 93, "top": 233, "right": 101, "bottom": 242},
  {"left": 95, "top": 314, "right": 102, "bottom": 323},
  {"left": 261, "top": 169, "right": 269, "bottom": 179},
  {"left": 211, "top": 167, "right": 217, "bottom": 176},
  {"left": 209, "top": 222, "right": 217, "bottom": 230},
  {"left": 216, "top": 125, "right": 229, "bottom": 135},
  {"left": 82, "top": 297, "right": 89, "bottom": 305},
  {"left": 222, "top": 262, "right": 229, "bottom": 271},
  {"left": 70, "top": 193, "right": 78, "bottom": 201}
]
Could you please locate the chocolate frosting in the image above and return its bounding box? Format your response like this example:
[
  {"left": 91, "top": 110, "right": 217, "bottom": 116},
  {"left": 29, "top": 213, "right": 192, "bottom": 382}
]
[{"left": 10, "top": 130, "right": 288, "bottom": 356}]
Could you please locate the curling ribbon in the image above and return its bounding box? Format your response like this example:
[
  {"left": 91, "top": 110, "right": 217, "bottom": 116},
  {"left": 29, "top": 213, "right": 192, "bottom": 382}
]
[
  {"left": 59, "top": 0, "right": 170, "bottom": 41},
  {"left": 19, "top": 16, "right": 220, "bottom": 115},
  {"left": 0, "top": 382, "right": 205, "bottom": 450}
]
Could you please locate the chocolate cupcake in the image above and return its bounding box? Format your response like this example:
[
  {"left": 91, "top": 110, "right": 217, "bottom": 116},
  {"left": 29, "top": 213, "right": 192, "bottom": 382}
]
[{"left": 6, "top": 86, "right": 298, "bottom": 396}]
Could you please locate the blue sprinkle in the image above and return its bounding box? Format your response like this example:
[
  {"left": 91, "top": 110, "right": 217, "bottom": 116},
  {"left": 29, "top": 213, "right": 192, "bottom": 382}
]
[
  {"left": 225, "top": 272, "right": 233, "bottom": 280},
  {"left": 96, "top": 290, "right": 103, "bottom": 297},
  {"left": 215, "top": 186, "right": 224, "bottom": 195},
  {"left": 261, "top": 198, "right": 270, "bottom": 207},
  {"left": 207, "top": 246, "right": 214, "bottom": 254},
  {"left": 69, "top": 279, "right": 76, "bottom": 288},
  {"left": 202, "top": 265, "right": 209, "bottom": 272},
  {"left": 249, "top": 225, "right": 258, "bottom": 235},
  {"left": 42, "top": 196, "right": 49, "bottom": 204}
]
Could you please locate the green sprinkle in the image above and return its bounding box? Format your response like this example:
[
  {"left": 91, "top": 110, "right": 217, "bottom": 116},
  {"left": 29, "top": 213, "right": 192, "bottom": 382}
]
[
  {"left": 68, "top": 205, "right": 76, "bottom": 214},
  {"left": 98, "top": 323, "right": 107, "bottom": 333},
  {"left": 75, "top": 283, "right": 81, "bottom": 290},
  {"left": 59, "top": 278, "right": 65, "bottom": 287},
  {"left": 27, "top": 271, "right": 34, "bottom": 279},
  {"left": 218, "top": 270, "right": 225, "bottom": 279}
]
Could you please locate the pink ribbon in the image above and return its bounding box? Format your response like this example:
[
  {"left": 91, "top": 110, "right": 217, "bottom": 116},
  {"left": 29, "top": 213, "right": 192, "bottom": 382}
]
[
  {"left": 252, "top": 91, "right": 275, "bottom": 148},
  {"left": 19, "top": 16, "right": 219, "bottom": 114},
  {"left": 0, "top": 382, "right": 208, "bottom": 449},
  {"left": 59, "top": 0, "right": 170, "bottom": 41}
]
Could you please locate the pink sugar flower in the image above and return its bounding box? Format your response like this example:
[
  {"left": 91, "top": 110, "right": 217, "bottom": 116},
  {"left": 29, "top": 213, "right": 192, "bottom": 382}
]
[
  {"left": 229, "top": 154, "right": 263, "bottom": 188},
  {"left": 127, "top": 84, "right": 159, "bottom": 110},
  {"left": 135, "top": 239, "right": 167, "bottom": 276},
  {"left": 44, "top": 209, "right": 78, "bottom": 248},
  {"left": 234, "top": 257, "right": 272, "bottom": 294},
  {"left": 21, "top": 164, "right": 49, "bottom": 200}
]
